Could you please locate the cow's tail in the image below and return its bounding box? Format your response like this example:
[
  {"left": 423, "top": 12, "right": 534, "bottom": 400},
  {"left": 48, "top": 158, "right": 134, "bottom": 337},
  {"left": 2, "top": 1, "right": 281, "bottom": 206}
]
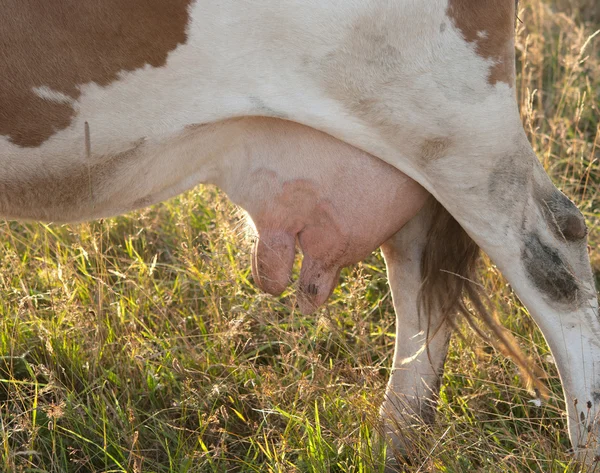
[{"left": 418, "top": 199, "right": 547, "bottom": 397}]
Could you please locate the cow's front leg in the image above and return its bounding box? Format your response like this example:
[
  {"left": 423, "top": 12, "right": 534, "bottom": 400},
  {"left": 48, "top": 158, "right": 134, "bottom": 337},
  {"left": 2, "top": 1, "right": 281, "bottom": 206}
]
[
  {"left": 418, "top": 135, "right": 600, "bottom": 462},
  {"left": 379, "top": 198, "right": 453, "bottom": 462}
]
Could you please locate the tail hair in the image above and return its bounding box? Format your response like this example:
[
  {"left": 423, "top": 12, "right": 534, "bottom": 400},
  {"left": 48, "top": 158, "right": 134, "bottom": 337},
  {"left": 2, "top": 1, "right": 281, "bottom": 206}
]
[{"left": 418, "top": 199, "right": 548, "bottom": 398}]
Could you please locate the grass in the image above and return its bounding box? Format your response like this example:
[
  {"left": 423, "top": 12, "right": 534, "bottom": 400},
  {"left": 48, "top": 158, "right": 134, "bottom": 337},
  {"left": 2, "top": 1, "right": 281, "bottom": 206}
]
[{"left": 1, "top": 1, "right": 599, "bottom": 472}]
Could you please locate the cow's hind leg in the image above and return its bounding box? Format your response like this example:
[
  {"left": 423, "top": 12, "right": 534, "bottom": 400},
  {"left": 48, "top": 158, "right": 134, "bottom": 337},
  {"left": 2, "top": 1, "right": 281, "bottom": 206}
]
[
  {"left": 380, "top": 197, "right": 480, "bottom": 465},
  {"left": 379, "top": 199, "right": 449, "bottom": 462}
]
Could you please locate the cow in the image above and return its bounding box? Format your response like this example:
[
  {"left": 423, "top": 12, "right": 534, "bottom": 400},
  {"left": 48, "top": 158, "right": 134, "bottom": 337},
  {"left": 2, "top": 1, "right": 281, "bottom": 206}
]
[{"left": 1, "top": 0, "right": 598, "bottom": 468}]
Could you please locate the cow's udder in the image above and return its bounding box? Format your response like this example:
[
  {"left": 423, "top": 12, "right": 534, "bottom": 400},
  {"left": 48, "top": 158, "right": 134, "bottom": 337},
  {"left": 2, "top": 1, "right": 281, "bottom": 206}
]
[{"left": 226, "top": 118, "right": 430, "bottom": 313}]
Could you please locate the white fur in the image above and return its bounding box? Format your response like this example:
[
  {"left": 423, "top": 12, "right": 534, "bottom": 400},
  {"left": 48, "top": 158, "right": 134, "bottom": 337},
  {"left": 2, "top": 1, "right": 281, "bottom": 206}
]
[{"left": 32, "top": 86, "right": 75, "bottom": 105}]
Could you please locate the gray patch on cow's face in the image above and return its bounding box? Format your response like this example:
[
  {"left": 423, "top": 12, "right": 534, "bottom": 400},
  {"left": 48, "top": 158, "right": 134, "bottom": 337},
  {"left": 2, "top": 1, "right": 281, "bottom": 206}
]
[
  {"left": 522, "top": 232, "right": 579, "bottom": 304},
  {"left": 487, "top": 153, "right": 534, "bottom": 228},
  {"left": 488, "top": 154, "right": 531, "bottom": 206},
  {"left": 541, "top": 190, "right": 588, "bottom": 242}
]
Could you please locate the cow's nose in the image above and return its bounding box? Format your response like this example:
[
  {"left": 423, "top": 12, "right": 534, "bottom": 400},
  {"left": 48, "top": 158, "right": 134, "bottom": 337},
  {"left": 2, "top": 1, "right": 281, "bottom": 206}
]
[{"left": 562, "top": 213, "right": 587, "bottom": 241}]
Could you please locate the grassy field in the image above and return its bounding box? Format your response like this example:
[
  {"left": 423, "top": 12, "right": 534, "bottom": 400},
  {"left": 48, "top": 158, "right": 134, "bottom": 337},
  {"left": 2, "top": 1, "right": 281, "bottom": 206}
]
[{"left": 1, "top": 1, "right": 599, "bottom": 472}]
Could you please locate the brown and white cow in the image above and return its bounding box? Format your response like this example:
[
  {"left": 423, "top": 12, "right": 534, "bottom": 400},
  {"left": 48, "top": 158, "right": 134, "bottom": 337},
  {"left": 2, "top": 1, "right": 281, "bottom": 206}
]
[{"left": 1, "top": 0, "right": 598, "bottom": 467}]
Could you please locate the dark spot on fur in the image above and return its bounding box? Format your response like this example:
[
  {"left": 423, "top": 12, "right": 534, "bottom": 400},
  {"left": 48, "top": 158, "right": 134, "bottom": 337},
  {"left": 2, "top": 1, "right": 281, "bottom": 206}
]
[
  {"left": 542, "top": 190, "right": 588, "bottom": 242},
  {"left": 439, "top": 22, "right": 447, "bottom": 33},
  {"left": 522, "top": 232, "right": 579, "bottom": 304}
]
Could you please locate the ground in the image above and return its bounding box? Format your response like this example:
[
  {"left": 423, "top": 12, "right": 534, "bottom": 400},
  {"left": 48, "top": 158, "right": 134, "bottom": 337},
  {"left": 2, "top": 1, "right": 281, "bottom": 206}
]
[{"left": 1, "top": 1, "right": 599, "bottom": 472}]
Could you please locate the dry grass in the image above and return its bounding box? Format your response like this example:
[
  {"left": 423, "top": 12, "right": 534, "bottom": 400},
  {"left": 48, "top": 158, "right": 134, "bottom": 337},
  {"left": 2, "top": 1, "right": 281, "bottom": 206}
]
[{"left": 1, "top": 1, "right": 599, "bottom": 472}]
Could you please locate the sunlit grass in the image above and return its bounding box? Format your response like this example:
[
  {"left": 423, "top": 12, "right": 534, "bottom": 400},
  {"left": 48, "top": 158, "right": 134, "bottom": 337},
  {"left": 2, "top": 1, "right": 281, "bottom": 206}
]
[{"left": 1, "top": 1, "right": 599, "bottom": 472}]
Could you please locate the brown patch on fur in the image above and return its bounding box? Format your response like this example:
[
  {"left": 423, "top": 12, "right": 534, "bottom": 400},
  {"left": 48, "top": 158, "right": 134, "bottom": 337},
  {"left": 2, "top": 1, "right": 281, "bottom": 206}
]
[
  {"left": 1, "top": 0, "right": 191, "bottom": 147},
  {"left": 419, "top": 199, "right": 548, "bottom": 397},
  {"left": 420, "top": 138, "right": 450, "bottom": 162},
  {"left": 446, "top": 0, "right": 516, "bottom": 85}
]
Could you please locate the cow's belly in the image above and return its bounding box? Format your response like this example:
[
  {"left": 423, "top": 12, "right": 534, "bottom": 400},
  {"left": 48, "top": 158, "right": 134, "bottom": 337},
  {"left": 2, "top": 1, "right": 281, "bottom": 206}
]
[{"left": 228, "top": 118, "right": 429, "bottom": 313}]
